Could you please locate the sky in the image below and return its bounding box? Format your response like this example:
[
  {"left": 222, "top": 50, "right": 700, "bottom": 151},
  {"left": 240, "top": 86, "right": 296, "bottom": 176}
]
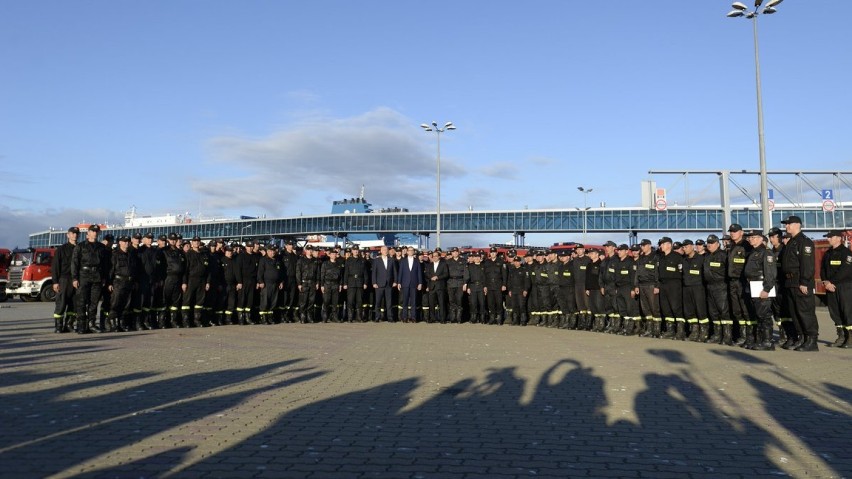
[{"left": 1, "top": 1, "right": 850, "bottom": 248}]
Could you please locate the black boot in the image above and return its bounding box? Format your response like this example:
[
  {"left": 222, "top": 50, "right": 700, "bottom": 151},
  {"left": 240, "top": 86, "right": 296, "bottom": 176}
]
[
  {"left": 751, "top": 324, "right": 775, "bottom": 351},
  {"left": 134, "top": 313, "right": 144, "bottom": 331},
  {"left": 567, "top": 313, "right": 578, "bottom": 330},
  {"left": 840, "top": 329, "right": 851, "bottom": 349},
  {"left": 195, "top": 310, "right": 206, "bottom": 327},
  {"left": 675, "top": 322, "right": 686, "bottom": 341},
  {"left": 687, "top": 323, "right": 700, "bottom": 342},
  {"left": 661, "top": 322, "right": 675, "bottom": 339},
  {"left": 795, "top": 335, "right": 819, "bottom": 352},
  {"left": 698, "top": 323, "right": 710, "bottom": 343},
  {"left": 707, "top": 322, "right": 721, "bottom": 343},
  {"left": 777, "top": 322, "right": 788, "bottom": 346},
  {"left": 622, "top": 319, "right": 634, "bottom": 336},
  {"left": 828, "top": 326, "right": 846, "bottom": 347},
  {"left": 609, "top": 317, "right": 622, "bottom": 334},
  {"left": 722, "top": 324, "right": 734, "bottom": 346},
  {"left": 740, "top": 325, "right": 755, "bottom": 349},
  {"left": 640, "top": 320, "right": 654, "bottom": 338}
]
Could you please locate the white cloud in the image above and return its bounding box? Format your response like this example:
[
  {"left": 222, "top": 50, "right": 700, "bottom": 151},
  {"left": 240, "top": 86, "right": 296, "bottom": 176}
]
[
  {"left": 479, "top": 161, "right": 519, "bottom": 179},
  {"left": 0, "top": 206, "right": 124, "bottom": 248},
  {"left": 197, "top": 107, "right": 467, "bottom": 215}
]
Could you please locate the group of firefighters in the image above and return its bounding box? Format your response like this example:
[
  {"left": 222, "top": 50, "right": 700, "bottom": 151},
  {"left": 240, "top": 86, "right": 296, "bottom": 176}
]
[{"left": 48, "top": 214, "right": 851, "bottom": 352}]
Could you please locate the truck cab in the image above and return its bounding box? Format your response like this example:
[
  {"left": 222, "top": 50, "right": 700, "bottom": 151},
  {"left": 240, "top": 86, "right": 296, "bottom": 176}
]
[{"left": 5, "top": 248, "right": 57, "bottom": 302}]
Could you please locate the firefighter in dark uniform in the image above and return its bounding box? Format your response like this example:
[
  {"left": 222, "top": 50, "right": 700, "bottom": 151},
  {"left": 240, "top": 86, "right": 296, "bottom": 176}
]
[
  {"left": 148, "top": 235, "right": 168, "bottom": 328},
  {"left": 135, "top": 233, "right": 155, "bottom": 330},
  {"left": 681, "top": 239, "right": 709, "bottom": 342},
  {"left": 320, "top": 249, "right": 344, "bottom": 322},
  {"left": 257, "top": 245, "right": 285, "bottom": 324},
  {"left": 585, "top": 248, "right": 607, "bottom": 332},
  {"left": 726, "top": 223, "right": 753, "bottom": 345},
  {"left": 296, "top": 245, "right": 320, "bottom": 323},
  {"left": 108, "top": 236, "right": 140, "bottom": 332},
  {"left": 600, "top": 241, "right": 620, "bottom": 332},
  {"left": 506, "top": 255, "right": 530, "bottom": 326},
  {"left": 543, "top": 250, "right": 561, "bottom": 327},
  {"left": 767, "top": 227, "right": 792, "bottom": 345},
  {"left": 570, "top": 245, "right": 592, "bottom": 330},
  {"left": 221, "top": 244, "right": 238, "bottom": 325},
  {"left": 52, "top": 226, "right": 79, "bottom": 333},
  {"left": 464, "top": 252, "right": 487, "bottom": 323},
  {"left": 162, "top": 233, "right": 186, "bottom": 328},
  {"left": 235, "top": 242, "right": 260, "bottom": 325},
  {"left": 361, "top": 249, "right": 374, "bottom": 322},
  {"left": 279, "top": 241, "right": 299, "bottom": 322},
  {"left": 446, "top": 247, "right": 467, "bottom": 323},
  {"left": 657, "top": 237, "right": 686, "bottom": 340},
  {"left": 71, "top": 225, "right": 110, "bottom": 334},
  {"left": 780, "top": 215, "right": 819, "bottom": 351},
  {"left": 613, "top": 244, "right": 640, "bottom": 334},
  {"left": 127, "top": 233, "right": 144, "bottom": 327},
  {"left": 703, "top": 234, "right": 732, "bottom": 345},
  {"left": 634, "top": 239, "right": 661, "bottom": 337},
  {"left": 97, "top": 234, "right": 115, "bottom": 330},
  {"left": 527, "top": 251, "right": 547, "bottom": 325},
  {"left": 182, "top": 236, "right": 210, "bottom": 327},
  {"left": 555, "top": 250, "right": 577, "bottom": 329},
  {"left": 743, "top": 230, "right": 777, "bottom": 350},
  {"left": 820, "top": 230, "right": 852, "bottom": 348},
  {"left": 343, "top": 245, "right": 367, "bottom": 323},
  {"left": 206, "top": 240, "right": 226, "bottom": 326},
  {"left": 482, "top": 247, "right": 507, "bottom": 325}
]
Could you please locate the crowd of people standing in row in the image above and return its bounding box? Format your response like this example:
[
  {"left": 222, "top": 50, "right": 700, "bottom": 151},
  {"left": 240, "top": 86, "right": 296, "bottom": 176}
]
[{"left": 49, "top": 214, "right": 851, "bottom": 352}]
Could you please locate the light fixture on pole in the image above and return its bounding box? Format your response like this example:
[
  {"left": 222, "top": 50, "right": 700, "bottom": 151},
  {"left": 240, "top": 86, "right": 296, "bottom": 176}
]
[
  {"left": 727, "top": 0, "right": 783, "bottom": 233},
  {"left": 421, "top": 121, "right": 456, "bottom": 250},
  {"left": 240, "top": 224, "right": 252, "bottom": 245},
  {"left": 577, "top": 186, "right": 593, "bottom": 243}
]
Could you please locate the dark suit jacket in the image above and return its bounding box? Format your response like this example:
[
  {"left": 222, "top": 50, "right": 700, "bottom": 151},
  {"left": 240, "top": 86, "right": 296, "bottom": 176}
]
[
  {"left": 426, "top": 260, "right": 449, "bottom": 290},
  {"left": 396, "top": 256, "right": 423, "bottom": 289},
  {"left": 372, "top": 255, "right": 396, "bottom": 287}
]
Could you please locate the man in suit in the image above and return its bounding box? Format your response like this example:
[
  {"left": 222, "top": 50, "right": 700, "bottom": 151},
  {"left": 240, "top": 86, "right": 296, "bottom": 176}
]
[
  {"left": 426, "top": 250, "right": 450, "bottom": 323},
  {"left": 371, "top": 245, "right": 396, "bottom": 322},
  {"left": 397, "top": 246, "right": 423, "bottom": 323}
]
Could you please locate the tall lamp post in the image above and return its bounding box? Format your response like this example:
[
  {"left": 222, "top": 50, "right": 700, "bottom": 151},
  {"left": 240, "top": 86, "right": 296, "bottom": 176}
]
[
  {"left": 727, "top": 0, "right": 783, "bottom": 233},
  {"left": 240, "top": 224, "right": 252, "bottom": 245},
  {"left": 421, "top": 121, "right": 456, "bottom": 249},
  {"left": 577, "top": 186, "right": 593, "bottom": 243}
]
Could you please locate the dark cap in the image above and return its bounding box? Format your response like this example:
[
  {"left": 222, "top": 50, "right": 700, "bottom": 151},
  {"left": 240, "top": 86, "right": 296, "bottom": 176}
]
[
  {"left": 224, "top": 245, "right": 234, "bottom": 252},
  {"left": 535, "top": 250, "right": 545, "bottom": 256},
  {"left": 103, "top": 234, "right": 115, "bottom": 242},
  {"left": 285, "top": 240, "right": 295, "bottom": 245},
  {"left": 617, "top": 244, "right": 629, "bottom": 250},
  {"left": 451, "top": 247, "right": 459, "bottom": 252},
  {"left": 118, "top": 235, "right": 131, "bottom": 242},
  {"left": 132, "top": 233, "right": 142, "bottom": 240},
  {"left": 207, "top": 240, "right": 217, "bottom": 247},
  {"left": 507, "top": 249, "right": 517, "bottom": 257},
  {"left": 728, "top": 224, "right": 743, "bottom": 232},
  {"left": 640, "top": 239, "right": 652, "bottom": 246},
  {"left": 658, "top": 236, "right": 672, "bottom": 245},
  {"left": 672, "top": 241, "right": 683, "bottom": 249},
  {"left": 304, "top": 245, "right": 313, "bottom": 250},
  {"left": 558, "top": 250, "right": 570, "bottom": 257},
  {"left": 722, "top": 234, "right": 732, "bottom": 241},
  {"left": 512, "top": 256, "right": 521, "bottom": 262},
  {"left": 744, "top": 229, "right": 764, "bottom": 238},
  {"left": 780, "top": 215, "right": 802, "bottom": 225},
  {"left": 604, "top": 240, "right": 617, "bottom": 247},
  {"left": 575, "top": 243, "right": 585, "bottom": 249},
  {"left": 434, "top": 247, "right": 442, "bottom": 253},
  {"left": 168, "top": 232, "right": 178, "bottom": 240},
  {"left": 351, "top": 244, "right": 359, "bottom": 250},
  {"left": 681, "top": 239, "right": 694, "bottom": 246},
  {"left": 191, "top": 235, "right": 201, "bottom": 241},
  {"left": 695, "top": 239, "right": 705, "bottom": 246},
  {"left": 88, "top": 225, "right": 101, "bottom": 233},
  {"left": 144, "top": 232, "right": 154, "bottom": 239},
  {"left": 706, "top": 234, "right": 719, "bottom": 243},
  {"left": 180, "top": 240, "right": 190, "bottom": 246},
  {"left": 67, "top": 226, "right": 80, "bottom": 234},
  {"left": 824, "top": 230, "right": 844, "bottom": 238},
  {"left": 768, "top": 227, "right": 783, "bottom": 237},
  {"left": 158, "top": 234, "right": 168, "bottom": 241},
  {"left": 629, "top": 244, "right": 641, "bottom": 252},
  {"left": 176, "top": 234, "right": 183, "bottom": 240},
  {"left": 588, "top": 248, "right": 601, "bottom": 255},
  {"left": 490, "top": 246, "right": 498, "bottom": 252}
]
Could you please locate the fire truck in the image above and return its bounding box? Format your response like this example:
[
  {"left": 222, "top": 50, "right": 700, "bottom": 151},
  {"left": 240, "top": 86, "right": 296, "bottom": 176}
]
[
  {"left": 4, "top": 248, "right": 57, "bottom": 302},
  {"left": 0, "top": 248, "right": 11, "bottom": 302}
]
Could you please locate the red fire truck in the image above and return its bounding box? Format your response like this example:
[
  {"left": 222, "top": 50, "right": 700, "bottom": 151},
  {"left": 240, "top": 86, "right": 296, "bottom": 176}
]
[
  {"left": 4, "top": 248, "right": 57, "bottom": 302},
  {"left": 0, "top": 248, "right": 11, "bottom": 302}
]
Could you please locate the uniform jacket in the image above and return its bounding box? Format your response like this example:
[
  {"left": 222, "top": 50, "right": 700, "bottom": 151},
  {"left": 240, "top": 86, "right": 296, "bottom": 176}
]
[{"left": 781, "top": 232, "right": 815, "bottom": 288}]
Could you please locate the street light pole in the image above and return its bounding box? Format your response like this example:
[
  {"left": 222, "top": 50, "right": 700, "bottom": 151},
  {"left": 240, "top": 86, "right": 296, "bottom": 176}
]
[
  {"left": 577, "top": 186, "right": 593, "bottom": 243},
  {"left": 728, "top": 0, "right": 782, "bottom": 233},
  {"left": 240, "top": 224, "right": 252, "bottom": 245},
  {"left": 421, "top": 121, "right": 456, "bottom": 249}
]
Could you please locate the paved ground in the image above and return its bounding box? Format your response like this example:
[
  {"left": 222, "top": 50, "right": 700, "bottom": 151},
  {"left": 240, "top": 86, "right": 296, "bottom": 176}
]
[{"left": 0, "top": 302, "right": 850, "bottom": 479}]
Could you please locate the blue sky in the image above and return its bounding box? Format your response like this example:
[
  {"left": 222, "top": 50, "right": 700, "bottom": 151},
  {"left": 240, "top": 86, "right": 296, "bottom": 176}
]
[{"left": 1, "top": 1, "right": 850, "bottom": 247}]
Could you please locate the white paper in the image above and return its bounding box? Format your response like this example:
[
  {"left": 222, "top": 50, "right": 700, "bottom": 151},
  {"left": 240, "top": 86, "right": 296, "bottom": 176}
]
[{"left": 750, "top": 281, "right": 776, "bottom": 298}]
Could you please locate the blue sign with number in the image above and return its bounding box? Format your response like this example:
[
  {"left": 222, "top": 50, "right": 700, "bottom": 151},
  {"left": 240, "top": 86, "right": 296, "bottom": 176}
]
[
  {"left": 768, "top": 189, "right": 774, "bottom": 200},
  {"left": 822, "top": 189, "right": 833, "bottom": 200}
]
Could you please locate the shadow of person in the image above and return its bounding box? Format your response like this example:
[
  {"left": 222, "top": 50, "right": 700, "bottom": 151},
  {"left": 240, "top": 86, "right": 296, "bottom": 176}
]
[{"left": 745, "top": 375, "right": 852, "bottom": 477}]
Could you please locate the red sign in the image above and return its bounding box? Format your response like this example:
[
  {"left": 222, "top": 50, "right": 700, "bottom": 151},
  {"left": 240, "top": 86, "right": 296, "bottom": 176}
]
[
  {"left": 655, "top": 198, "right": 667, "bottom": 211},
  {"left": 823, "top": 199, "right": 836, "bottom": 212}
]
